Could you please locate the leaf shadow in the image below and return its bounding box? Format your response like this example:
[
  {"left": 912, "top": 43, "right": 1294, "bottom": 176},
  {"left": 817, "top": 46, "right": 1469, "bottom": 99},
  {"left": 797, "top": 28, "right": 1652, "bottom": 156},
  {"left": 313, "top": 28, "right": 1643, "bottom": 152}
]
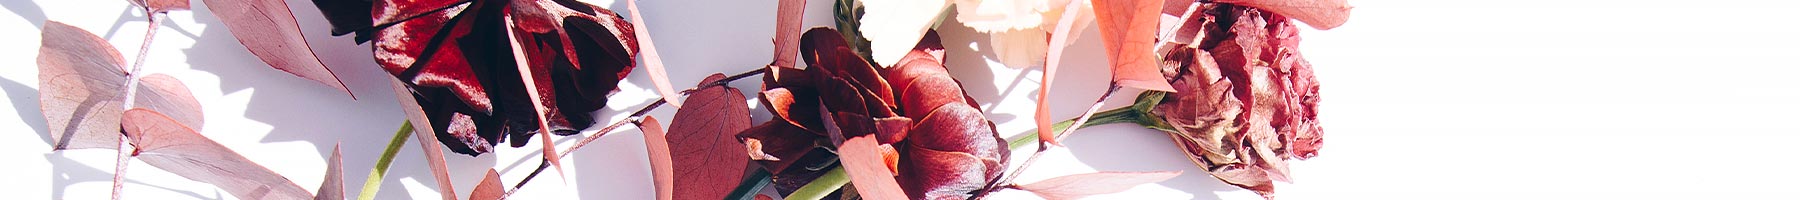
[
  {"left": 1062, "top": 124, "right": 1236, "bottom": 200},
  {"left": 1, "top": 78, "right": 52, "bottom": 145},
  {"left": 933, "top": 8, "right": 1016, "bottom": 123},
  {"left": 45, "top": 153, "right": 222, "bottom": 200},
  {"left": 0, "top": 0, "right": 47, "bottom": 27}
]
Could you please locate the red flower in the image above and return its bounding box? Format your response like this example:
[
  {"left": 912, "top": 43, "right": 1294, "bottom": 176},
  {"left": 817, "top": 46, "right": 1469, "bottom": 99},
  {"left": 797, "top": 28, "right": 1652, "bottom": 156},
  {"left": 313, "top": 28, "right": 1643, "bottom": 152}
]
[{"left": 312, "top": 0, "right": 638, "bottom": 155}]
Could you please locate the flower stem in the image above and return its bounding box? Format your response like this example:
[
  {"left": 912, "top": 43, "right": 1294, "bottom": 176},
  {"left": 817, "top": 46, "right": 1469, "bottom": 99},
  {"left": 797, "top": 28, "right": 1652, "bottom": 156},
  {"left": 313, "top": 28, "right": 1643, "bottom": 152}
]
[
  {"left": 355, "top": 121, "right": 413, "bottom": 200},
  {"left": 724, "top": 169, "right": 774, "bottom": 200},
  {"left": 774, "top": 105, "right": 1144, "bottom": 200}
]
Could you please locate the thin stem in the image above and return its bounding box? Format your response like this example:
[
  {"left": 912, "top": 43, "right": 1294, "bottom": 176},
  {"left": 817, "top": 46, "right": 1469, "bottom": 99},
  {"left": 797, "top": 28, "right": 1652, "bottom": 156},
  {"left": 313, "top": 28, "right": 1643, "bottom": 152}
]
[
  {"left": 777, "top": 106, "right": 1142, "bottom": 200},
  {"left": 356, "top": 121, "right": 413, "bottom": 200},
  {"left": 113, "top": 11, "right": 163, "bottom": 200},
  {"left": 505, "top": 66, "right": 768, "bottom": 196}
]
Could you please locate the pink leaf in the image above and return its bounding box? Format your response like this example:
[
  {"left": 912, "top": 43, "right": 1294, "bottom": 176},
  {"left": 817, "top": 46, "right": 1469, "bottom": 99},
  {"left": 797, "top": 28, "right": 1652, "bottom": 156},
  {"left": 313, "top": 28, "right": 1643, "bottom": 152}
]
[
  {"left": 769, "top": 0, "right": 807, "bottom": 68},
  {"left": 468, "top": 169, "right": 504, "bottom": 200},
  {"left": 666, "top": 74, "right": 754, "bottom": 200},
  {"left": 387, "top": 77, "right": 459, "bottom": 200},
  {"left": 1034, "top": 0, "right": 1086, "bottom": 146},
  {"left": 316, "top": 144, "right": 345, "bottom": 200},
  {"left": 37, "top": 21, "right": 127, "bottom": 150},
  {"left": 135, "top": 74, "right": 204, "bottom": 129},
  {"left": 119, "top": 108, "right": 312, "bottom": 199},
  {"left": 505, "top": 16, "right": 564, "bottom": 182},
  {"left": 1091, "top": 0, "right": 1176, "bottom": 92},
  {"left": 1216, "top": 0, "right": 1352, "bottom": 30},
  {"left": 202, "top": 0, "right": 352, "bottom": 97},
  {"left": 1017, "top": 171, "right": 1183, "bottom": 200},
  {"left": 636, "top": 116, "right": 674, "bottom": 200},
  {"left": 626, "top": 0, "right": 683, "bottom": 108},
  {"left": 839, "top": 136, "right": 909, "bottom": 200}
]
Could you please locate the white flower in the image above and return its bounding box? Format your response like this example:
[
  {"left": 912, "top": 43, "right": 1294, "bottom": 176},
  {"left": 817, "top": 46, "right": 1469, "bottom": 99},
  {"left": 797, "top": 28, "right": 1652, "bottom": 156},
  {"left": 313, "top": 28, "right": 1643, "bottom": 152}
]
[{"left": 860, "top": 0, "right": 1092, "bottom": 68}]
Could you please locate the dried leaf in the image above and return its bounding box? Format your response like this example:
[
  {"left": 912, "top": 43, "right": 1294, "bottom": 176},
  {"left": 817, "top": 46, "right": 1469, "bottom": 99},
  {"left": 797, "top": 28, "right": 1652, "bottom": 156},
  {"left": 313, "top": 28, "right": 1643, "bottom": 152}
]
[
  {"left": 636, "top": 116, "right": 674, "bottom": 200},
  {"left": 316, "top": 144, "right": 345, "bottom": 200},
  {"left": 1033, "top": 0, "right": 1085, "bottom": 146},
  {"left": 1016, "top": 171, "right": 1183, "bottom": 200},
  {"left": 38, "top": 21, "right": 202, "bottom": 150},
  {"left": 838, "top": 136, "right": 908, "bottom": 200},
  {"left": 37, "top": 21, "right": 127, "bottom": 150},
  {"left": 627, "top": 0, "right": 683, "bottom": 108},
  {"left": 202, "top": 0, "right": 351, "bottom": 96},
  {"left": 130, "top": 0, "right": 190, "bottom": 13},
  {"left": 504, "top": 14, "right": 567, "bottom": 183},
  {"left": 119, "top": 109, "right": 311, "bottom": 199},
  {"left": 387, "top": 77, "right": 459, "bottom": 200},
  {"left": 771, "top": 0, "right": 807, "bottom": 68},
  {"left": 135, "top": 74, "right": 203, "bottom": 129},
  {"left": 1216, "top": 0, "right": 1351, "bottom": 30},
  {"left": 666, "top": 73, "right": 754, "bottom": 200},
  {"left": 1091, "top": 0, "right": 1176, "bottom": 92},
  {"left": 468, "top": 169, "right": 503, "bottom": 200}
]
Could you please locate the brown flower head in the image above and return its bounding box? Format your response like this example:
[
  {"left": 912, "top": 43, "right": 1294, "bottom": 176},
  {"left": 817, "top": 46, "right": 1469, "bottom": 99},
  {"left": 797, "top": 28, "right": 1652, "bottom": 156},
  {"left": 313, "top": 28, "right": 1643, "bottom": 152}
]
[
  {"left": 312, "top": 0, "right": 638, "bottom": 156},
  {"left": 1151, "top": 4, "right": 1324, "bottom": 198}
]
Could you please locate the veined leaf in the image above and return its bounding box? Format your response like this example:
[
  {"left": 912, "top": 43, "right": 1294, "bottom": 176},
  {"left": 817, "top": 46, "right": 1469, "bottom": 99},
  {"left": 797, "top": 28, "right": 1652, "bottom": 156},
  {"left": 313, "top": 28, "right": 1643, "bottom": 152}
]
[
  {"left": 38, "top": 21, "right": 201, "bottom": 150},
  {"left": 1090, "top": 0, "right": 1176, "bottom": 92},
  {"left": 120, "top": 109, "right": 312, "bottom": 199},
  {"left": 202, "top": 0, "right": 352, "bottom": 96},
  {"left": 667, "top": 74, "right": 754, "bottom": 200}
]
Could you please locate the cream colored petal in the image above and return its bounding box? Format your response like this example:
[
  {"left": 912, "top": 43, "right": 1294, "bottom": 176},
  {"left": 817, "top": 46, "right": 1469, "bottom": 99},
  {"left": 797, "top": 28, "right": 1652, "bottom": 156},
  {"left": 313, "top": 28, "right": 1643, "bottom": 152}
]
[
  {"left": 988, "top": 28, "right": 1049, "bottom": 68},
  {"left": 956, "top": 0, "right": 1051, "bottom": 32},
  {"left": 861, "top": 0, "right": 952, "bottom": 66}
]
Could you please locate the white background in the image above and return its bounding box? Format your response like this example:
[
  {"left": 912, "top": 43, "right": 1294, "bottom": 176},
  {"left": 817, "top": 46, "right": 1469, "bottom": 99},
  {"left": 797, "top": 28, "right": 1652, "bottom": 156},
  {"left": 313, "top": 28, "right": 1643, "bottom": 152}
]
[{"left": 4, "top": 0, "right": 1800, "bottom": 199}]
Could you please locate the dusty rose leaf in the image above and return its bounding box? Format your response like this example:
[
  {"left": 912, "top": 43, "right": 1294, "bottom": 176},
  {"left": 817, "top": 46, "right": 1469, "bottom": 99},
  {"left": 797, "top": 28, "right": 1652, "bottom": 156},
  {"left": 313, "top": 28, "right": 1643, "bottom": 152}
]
[
  {"left": 316, "top": 144, "right": 344, "bottom": 200},
  {"left": 37, "top": 21, "right": 128, "bottom": 150},
  {"left": 839, "top": 136, "right": 909, "bottom": 200},
  {"left": 770, "top": 0, "right": 807, "bottom": 68},
  {"left": 468, "top": 169, "right": 503, "bottom": 200},
  {"left": 202, "top": 0, "right": 352, "bottom": 97},
  {"left": 135, "top": 74, "right": 203, "bottom": 129},
  {"left": 1216, "top": 0, "right": 1351, "bottom": 30},
  {"left": 503, "top": 17, "right": 566, "bottom": 181},
  {"left": 636, "top": 116, "right": 674, "bottom": 200},
  {"left": 119, "top": 109, "right": 311, "bottom": 199},
  {"left": 1034, "top": 0, "right": 1085, "bottom": 146},
  {"left": 1091, "top": 0, "right": 1176, "bottom": 92},
  {"left": 387, "top": 77, "right": 459, "bottom": 200},
  {"left": 626, "top": 0, "right": 683, "bottom": 108},
  {"left": 1017, "top": 171, "right": 1183, "bottom": 200},
  {"left": 131, "top": 0, "right": 190, "bottom": 12},
  {"left": 667, "top": 73, "right": 753, "bottom": 200}
]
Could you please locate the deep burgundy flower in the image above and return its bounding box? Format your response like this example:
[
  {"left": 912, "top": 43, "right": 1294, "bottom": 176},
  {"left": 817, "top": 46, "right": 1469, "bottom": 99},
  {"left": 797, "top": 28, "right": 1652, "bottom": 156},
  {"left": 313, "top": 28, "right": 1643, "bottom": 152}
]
[{"left": 312, "top": 0, "right": 638, "bottom": 155}]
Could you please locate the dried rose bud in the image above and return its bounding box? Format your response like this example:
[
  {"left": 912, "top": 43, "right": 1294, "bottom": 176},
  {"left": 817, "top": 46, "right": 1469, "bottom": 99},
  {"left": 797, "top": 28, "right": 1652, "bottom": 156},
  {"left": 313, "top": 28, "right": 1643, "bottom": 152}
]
[
  {"left": 1150, "top": 4, "right": 1327, "bottom": 199},
  {"left": 312, "top": 0, "right": 639, "bottom": 156}
]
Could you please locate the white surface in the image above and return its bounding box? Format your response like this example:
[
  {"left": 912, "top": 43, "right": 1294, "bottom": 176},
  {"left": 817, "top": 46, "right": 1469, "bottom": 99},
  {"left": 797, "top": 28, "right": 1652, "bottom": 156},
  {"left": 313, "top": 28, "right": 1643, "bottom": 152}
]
[{"left": 4, "top": 0, "right": 1800, "bottom": 199}]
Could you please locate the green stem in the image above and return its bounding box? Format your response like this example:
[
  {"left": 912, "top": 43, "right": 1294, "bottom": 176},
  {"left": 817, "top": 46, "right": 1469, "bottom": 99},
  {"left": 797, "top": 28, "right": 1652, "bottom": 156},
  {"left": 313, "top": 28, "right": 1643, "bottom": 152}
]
[
  {"left": 787, "top": 167, "right": 848, "bottom": 200},
  {"left": 781, "top": 106, "right": 1143, "bottom": 200},
  {"left": 725, "top": 169, "right": 774, "bottom": 200},
  {"left": 357, "top": 121, "right": 413, "bottom": 200}
]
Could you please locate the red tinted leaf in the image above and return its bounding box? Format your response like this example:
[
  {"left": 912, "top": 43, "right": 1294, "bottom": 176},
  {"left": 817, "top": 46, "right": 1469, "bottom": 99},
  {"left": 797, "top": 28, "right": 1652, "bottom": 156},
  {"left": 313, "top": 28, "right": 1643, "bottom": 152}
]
[
  {"left": 627, "top": 0, "right": 683, "bottom": 108},
  {"left": 770, "top": 0, "right": 807, "bottom": 68},
  {"left": 203, "top": 0, "right": 351, "bottom": 97},
  {"left": 636, "top": 116, "right": 674, "bottom": 200},
  {"left": 468, "top": 169, "right": 503, "bottom": 200},
  {"left": 119, "top": 109, "right": 311, "bottom": 199},
  {"left": 1016, "top": 171, "right": 1183, "bottom": 200},
  {"left": 130, "top": 0, "right": 190, "bottom": 12},
  {"left": 1216, "top": 0, "right": 1351, "bottom": 30},
  {"left": 37, "top": 21, "right": 128, "bottom": 150},
  {"left": 135, "top": 74, "right": 203, "bottom": 129},
  {"left": 504, "top": 17, "right": 565, "bottom": 181},
  {"left": 316, "top": 144, "right": 345, "bottom": 200},
  {"left": 386, "top": 77, "right": 459, "bottom": 200},
  {"left": 839, "top": 136, "right": 908, "bottom": 200},
  {"left": 667, "top": 73, "right": 753, "bottom": 200},
  {"left": 1034, "top": 0, "right": 1084, "bottom": 146},
  {"left": 1091, "top": 0, "right": 1176, "bottom": 92}
]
